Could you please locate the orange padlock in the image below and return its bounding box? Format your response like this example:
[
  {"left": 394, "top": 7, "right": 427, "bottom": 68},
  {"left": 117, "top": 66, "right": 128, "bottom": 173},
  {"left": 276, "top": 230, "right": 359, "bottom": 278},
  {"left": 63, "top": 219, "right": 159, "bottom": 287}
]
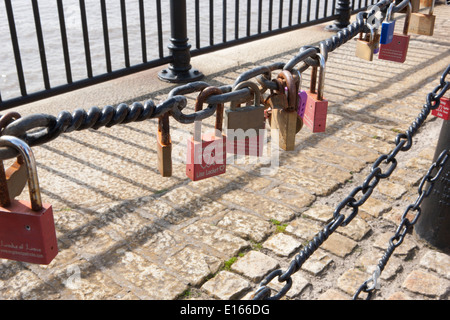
[{"left": 0, "top": 136, "right": 58, "bottom": 264}]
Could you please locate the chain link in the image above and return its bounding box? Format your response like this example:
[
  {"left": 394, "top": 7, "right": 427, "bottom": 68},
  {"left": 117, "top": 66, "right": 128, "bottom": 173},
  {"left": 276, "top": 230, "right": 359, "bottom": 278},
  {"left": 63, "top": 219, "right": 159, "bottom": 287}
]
[
  {"left": 252, "top": 64, "right": 450, "bottom": 300},
  {"left": 353, "top": 149, "right": 449, "bottom": 300}
]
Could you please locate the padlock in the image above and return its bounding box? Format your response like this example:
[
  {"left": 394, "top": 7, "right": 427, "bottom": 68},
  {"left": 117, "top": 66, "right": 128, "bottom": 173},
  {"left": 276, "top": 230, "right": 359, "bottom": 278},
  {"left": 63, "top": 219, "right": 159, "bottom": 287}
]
[
  {"left": 378, "top": 2, "right": 411, "bottom": 63},
  {"left": 225, "top": 81, "right": 265, "bottom": 157},
  {"left": 0, "top": 136, "right": 58, "bottom": 264},
  {"left": 408, "top": 0, "right": 435, "bottom": 36},
  {"left": 270, "top": 70, "right": 302, "bottom": 151},
  {"left": 419, "top": 0, "right": 433, "bottom": 9},
  {"left": 303, "top": 53, "right": 329, "bottom": 133},
  {"left": 432, "top": 97, "right": 450, "bottom": 120},
  {"left": 294, "top": 70, "right": 308, "bottom": 119},
  {"left": 380, "top": 3, "right": 396, "bottom": 44},
  {"left": 156, "top": 113, "right": 172, "bottom": 177},
  {"left": 186, "top": 87, "right": 227, "bottom": 181},
  {"left": 355, "top": 25, "right": 380, "bottom": 61}
]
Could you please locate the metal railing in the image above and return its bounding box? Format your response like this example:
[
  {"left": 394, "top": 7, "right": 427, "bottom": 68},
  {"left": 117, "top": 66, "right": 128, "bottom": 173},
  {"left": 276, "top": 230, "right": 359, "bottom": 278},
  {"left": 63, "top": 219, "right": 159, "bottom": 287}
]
[{"left": 0, "top": 0, "right": 373, "bottom": 110}]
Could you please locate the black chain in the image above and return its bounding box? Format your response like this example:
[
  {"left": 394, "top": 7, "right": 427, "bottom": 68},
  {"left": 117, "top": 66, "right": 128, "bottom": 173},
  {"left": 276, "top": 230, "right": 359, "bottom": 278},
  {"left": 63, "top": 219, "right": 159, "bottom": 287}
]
[
  {"left": 0, "top": 0, "right": 395, "bottom": 160},
  {"left": 252, "top": 64, "right": 450, "bottom": 300},
  {"left": 353, "top": 149, "right": 449, "bottom": 300}
]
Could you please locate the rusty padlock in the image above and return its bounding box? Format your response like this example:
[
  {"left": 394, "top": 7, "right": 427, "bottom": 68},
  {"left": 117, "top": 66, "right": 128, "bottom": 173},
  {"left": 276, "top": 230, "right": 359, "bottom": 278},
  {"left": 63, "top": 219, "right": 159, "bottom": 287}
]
[
  {"left": 0, "top": 135, "right": 58, "bottom": 265},
  {"left": 303, "top": 53, "right": 329, "bottom": 133},
  {"left": 409, "top": 0, "right": 435, "bottom": 36},
  {"left": 226, "top": 81, "right": 266, "bottom": 157},
  {"left": 157, "top": 113, "right": 172, "bottom": 177},
  {"left": 378, "top": 1, "right": 411, "bottom": 63},
  {"left": 186, "top": 87, "right": 227, "bottom": 181},
  {"left": 270, "top": 70, "right": 303, "bottom": 151}
]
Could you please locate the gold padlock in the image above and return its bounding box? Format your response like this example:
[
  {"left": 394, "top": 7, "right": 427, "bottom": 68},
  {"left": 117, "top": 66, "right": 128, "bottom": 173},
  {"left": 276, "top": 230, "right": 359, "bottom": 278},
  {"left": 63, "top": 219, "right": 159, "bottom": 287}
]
[
  {"left": 409, "top": 0, "right": 435, "bottom": 36},
  {"left": 355, "top": 25, "right": 380, "bottom": 61}
]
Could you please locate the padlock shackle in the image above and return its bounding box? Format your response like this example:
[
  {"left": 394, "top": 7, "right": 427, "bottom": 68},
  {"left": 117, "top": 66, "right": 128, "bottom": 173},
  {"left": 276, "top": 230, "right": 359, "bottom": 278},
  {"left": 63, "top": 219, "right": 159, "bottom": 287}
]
[
  {"left": 403, "top": 1, "right": 412, "bottom": 35},
  {"left": 278, "top": 70, "right": 298, "bottom": 112},
  {"left": 0, "top": 136, "right": 42, "bottom": 211},
  {"left": 309, "top": 53, "right": 326, "bottom": 101},
  {"left": 194, "top": 87, "right": 224, "bottom": 141},
  {"left": 231, "top": 81, "right": 261, "bottom": 111},
  {"left": 386, "top": 3, "right": 395, "bottom": 22}
]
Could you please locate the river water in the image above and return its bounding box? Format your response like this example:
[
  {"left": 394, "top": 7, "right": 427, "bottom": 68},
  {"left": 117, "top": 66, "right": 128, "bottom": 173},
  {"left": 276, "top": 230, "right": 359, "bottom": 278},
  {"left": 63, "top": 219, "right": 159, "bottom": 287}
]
[{"left": 0, "top": 0, "right": 333, "bottom": 100}]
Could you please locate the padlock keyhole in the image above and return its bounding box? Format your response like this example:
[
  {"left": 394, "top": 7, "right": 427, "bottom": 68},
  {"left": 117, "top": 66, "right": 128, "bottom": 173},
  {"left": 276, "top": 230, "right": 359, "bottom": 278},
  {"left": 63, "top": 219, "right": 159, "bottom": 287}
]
[{"left": 25, "top": 225, "right": 31, "bottom": 231}]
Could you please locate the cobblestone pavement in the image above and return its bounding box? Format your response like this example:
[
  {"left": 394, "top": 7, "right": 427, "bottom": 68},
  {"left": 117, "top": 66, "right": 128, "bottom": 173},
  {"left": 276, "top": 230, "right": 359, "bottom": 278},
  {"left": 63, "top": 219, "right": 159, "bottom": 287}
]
[{"left": 0, "top": 4, "right": 449, "bottom": 301}]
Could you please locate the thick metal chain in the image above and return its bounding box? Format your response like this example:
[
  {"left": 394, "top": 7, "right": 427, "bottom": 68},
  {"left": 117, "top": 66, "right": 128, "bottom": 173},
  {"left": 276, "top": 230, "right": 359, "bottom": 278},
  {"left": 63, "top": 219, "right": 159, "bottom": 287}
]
[
  {"left": 353, "top": 149, "right": 449, "bottom": 300},
  {"left": 0, "top": 0, "right": 395, "bottom": 160},
  {"left": 252, "top": 64, "right": 450, "bottom": 300}
]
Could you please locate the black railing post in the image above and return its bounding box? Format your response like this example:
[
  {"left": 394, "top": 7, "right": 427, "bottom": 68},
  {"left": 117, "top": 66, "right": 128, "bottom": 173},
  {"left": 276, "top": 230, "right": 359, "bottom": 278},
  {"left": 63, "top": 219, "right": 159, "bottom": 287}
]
[
  {"left": 325, "top": 0, "right": 352, "bottom": 31},
  {"left": 415, "top": 119, "right": 450, "bottom": 251},
  {"left": 158, "top": 0, "right": 204, "bottom": 83}
]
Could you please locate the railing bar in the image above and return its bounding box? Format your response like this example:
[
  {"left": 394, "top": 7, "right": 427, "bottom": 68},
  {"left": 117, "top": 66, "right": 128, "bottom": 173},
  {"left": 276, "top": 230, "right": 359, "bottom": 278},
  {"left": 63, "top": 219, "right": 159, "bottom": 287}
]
[
  {"left": 279, "top": 0, "right": 283, "bottom": 29},
  {"left": 156, "top": 0, "right": 164, "bottom": 58},
  {"left": 5, "top": 0, "right": 27, "bottom": 96},
  {"left": 120, "top": 0, "right": 130, "bottom": 68},
  {"left": 307, "top": 0, "right": 312, "bottom": 22},
  {"left": 268, "top": 0, "right": 273, "bottom": 31},
  {"left": 332, "top": 0, "right": 336, "bottom": 15},
  {"left": 31, "top": 0, "right": 50, "bottom": 90},
  {"left": 316, "top": 0, "right": 320, "bottom": 20},
  {"left": 288, "top": 0, "right": 294, "bottom": 26},
  {"left": 195, "top": 0, "right": 200, "bottom": 49},
  {"left": 298, "top": 0, "right": 303, "bottom": 24},
  {"left": 257, "top": 0, "right": 262, "bottom": 34},
  {"left": 79, "top": 0, "right": 93, "bottom": 78},
  {"left": 57, "top": 0, "right": 72, "bottom": 84},
  {"left": 246, "top": 0, "right": 251, "bottom": 37},
  {"left": 139, "top": 0, "right": 147, "bottom": 63},
  {"left": 235, "top": 0, "right": 239, "bottom": 39},
  {"left": 100, "top": 0, "right": 112, "bottom": 73},
  {"left": 223, "top": 0, "right": 227, "bottom": 42},
  {"left": 210, "top": 0, "right": 214, "bottom": 46},
  {"left": 324, "top": 0, "right": 328, "bottom": 17}
]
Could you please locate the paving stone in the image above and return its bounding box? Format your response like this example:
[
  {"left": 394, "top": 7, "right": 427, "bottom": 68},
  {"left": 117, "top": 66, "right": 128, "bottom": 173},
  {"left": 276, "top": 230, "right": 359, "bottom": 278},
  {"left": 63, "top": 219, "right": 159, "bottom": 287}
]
[
  {"left": 268, "top": 272, "right": 310, "bottom": 298},
  {"left": 373, "top": 233, "right": 418, "bottom": 258},
  {"left": 277, "top": 168, "right": 341, "bottom": 196},
  {"left": 337, "top": 268, "right": 369, "bottom": 296},
  {"left": 164, "top": 246, "right": 222, "bottom": 286},
  {"left": 266, "top": 184, "right": 316, "bottom": 209},
  {"left": 337, "top": 217, "right": 371, "bottom": 241},
  {"left": 359, "top": 197, "right": 392, "bottom": 218},
  {"left": 419, "top": 250, "right": 450, "bottom": 279},
  {"left": 301, "top": 249, "right": 333, "bottom": 276},
  {"left": 216, "top": 210, "right": 272, "bottom": 243},
  {"left": 296, "top": 146, "right": 365, "bottom": 172},
  {"left": 318, "top": 289, "right": 349, "bottom": 300},
  {"left": 402, "top": 269, "right": 448, "bottom": 298},
  {"left": 201, "top": 271, "right": 251, "bottom": 300},
  {"left": 180, "top": 222, "right": 249, "bottom": 257},
  {"left": 388, "top": 292, "right": 413, "bottom": 300},
  {"left": 285, "top": 217, "right": 323, "bottom": 241},
  {"left": 231, "top": 250, "right": 279, "bottom": 282},
  {"left": 321, "top": 232, "right": 358, "bottom": 258},
  {"left": 356, "top": 251, "right": 402, "bottom": 281},
  {"left": 263, "top": 233, "right": 302, "bottom": 257},
  {"left": 220, "top": 190, "right": 296, "bottom": 222},
  {"left": 301, "top": 205, "right": 334, "bottom": 223},
  {"left": 377, "top": 181, "right": 408, "bottom": 200}
]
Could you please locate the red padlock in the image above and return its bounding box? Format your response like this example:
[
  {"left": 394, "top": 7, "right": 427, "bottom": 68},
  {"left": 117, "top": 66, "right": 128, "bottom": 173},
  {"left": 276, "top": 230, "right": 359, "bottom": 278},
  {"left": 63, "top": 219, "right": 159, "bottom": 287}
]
[
  {"left": 0, "top": 136, "right": 58, "bottom": 264},
  {"left": 378, "top": 2, "right": 411, "bottom": 63},
  {"left": 186, "top": 87, "right": 227, "bottom": 181},
  {"left": 304, "top": 53, "right": 328, "bottom": 133},
  {"left": 432, "top": 97, "right": 450, "bottom": 120}
]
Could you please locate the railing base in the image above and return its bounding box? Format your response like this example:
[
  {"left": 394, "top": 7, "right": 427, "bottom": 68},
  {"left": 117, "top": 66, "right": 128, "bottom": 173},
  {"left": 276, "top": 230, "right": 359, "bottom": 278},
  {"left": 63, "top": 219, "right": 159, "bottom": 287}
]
[{"left": 158, "top": 68, "right": 204, "bottom": 83}]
